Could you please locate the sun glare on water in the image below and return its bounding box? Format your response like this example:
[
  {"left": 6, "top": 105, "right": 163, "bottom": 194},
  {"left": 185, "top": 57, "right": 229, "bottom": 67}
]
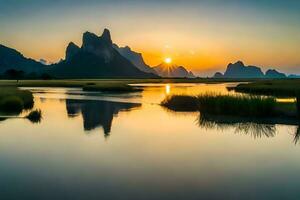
[{"left": 164, "top": 57, "right": 172, "bottom": 64}]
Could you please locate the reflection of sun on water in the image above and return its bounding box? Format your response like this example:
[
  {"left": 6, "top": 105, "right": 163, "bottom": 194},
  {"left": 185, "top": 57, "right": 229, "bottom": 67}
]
[{"left": 165, "top": 84, "right": 171, "bottom": 94}]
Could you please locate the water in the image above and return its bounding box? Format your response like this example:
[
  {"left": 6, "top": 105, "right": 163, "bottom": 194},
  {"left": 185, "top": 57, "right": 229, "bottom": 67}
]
[{"left": 0, "top": 83, "right": 300, "bottom": 200}]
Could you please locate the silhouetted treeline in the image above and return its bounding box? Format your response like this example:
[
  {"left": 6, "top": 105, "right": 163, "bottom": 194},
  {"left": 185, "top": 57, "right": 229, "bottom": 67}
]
[{"left": 0, "top": 69, "right": 53, "bottom": 80}]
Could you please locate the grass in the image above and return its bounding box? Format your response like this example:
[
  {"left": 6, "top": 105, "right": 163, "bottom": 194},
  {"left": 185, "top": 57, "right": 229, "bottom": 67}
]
[
  {"left": 197, "top": 94, "right": 276, "bottom": 117},
  {"left": 0, "top": 78, "right": 255, "bottom": 87},
  {"left": 161, "top": 93, "right": 291, "bottom": 118},
  {"left": 233, "top": 79, "right": 300, "bottom": 97},
  {"left": 26, "top": 109, "right": 42, "bottom": 123},
  {"left": 161, "top": 95, "right": 199, "bottom": 111},
  {"left": 0, "top": 78, "right": 259, "bottom": 93},
  {"left": 82, "top": 83, "right": 142, "bottom": 92},
  {"left": 0, "top": 96, "right": 24, "bottom": 114},
  {"left": 0, "top": 87, "right": 34, "bottom": 114}
]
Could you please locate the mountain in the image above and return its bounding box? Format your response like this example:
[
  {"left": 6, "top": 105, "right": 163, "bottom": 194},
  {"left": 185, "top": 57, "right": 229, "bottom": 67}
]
[
  {"left": 213, "top": 61, "right": 288, "bottom": 79},
  {"left": 113, "top": 44, "right": 157, "bottom": 74},
  {"left": 153, "top": 63, "right": 195, "bottom": 78},
  {"left": 288, "top": 74, "right": 300, "bottom": 78},
  {"left": 265, "top": 69, "right": 286, "bottom": 78},
  {"left": 223, "top": 61, "right": 264, "bottom": 78},
  {"left": 213, "top": 72, "right": 224, "bottom": 78},
  {"left": 0, "top": 44, "right": 44, "bottom": 74},
  {"left": 49, "top": 29, "right": 158, "bottom": 78}
]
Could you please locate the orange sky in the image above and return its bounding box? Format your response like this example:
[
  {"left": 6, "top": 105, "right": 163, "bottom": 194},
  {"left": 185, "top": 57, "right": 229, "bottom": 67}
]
[{"left": 1, "top": 1, "right": 300, "bottom": 75}]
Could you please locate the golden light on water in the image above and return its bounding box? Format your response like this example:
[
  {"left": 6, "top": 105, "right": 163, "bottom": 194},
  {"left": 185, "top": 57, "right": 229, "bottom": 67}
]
[{"left": 165, "top": 84, "right": 171, "bottom": 94}]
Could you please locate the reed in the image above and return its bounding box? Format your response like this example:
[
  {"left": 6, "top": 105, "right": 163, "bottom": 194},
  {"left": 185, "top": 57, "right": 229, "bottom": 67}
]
[
  {"left": 26, "top": 109, "right": 42, "bottom": 123},
  {"left": 0, "top": 87, "right": 34, "bottom": 114},
  {"left": 161, "top": 93, "right": 277, "bottom": 117}
]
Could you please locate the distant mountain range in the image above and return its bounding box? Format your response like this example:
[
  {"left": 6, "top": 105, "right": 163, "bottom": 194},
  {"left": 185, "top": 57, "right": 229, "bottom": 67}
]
[
  {"left": 113, "top": 44, "right": 195, "bottom": 78},
  {"left": 113, "top": 44, "right": 157, "bottom": 74},
  {"left": 0, "top": 44, "right": 44, "bottom": 74},
  {"left": 214, "top": 61, "right": 288, "bottom": 79},
  {"left": 2, "top": 29, "right": 297, "bottom": 79},
  {"left": 153, "top": 63, "right": 195, "bottom": 78},
  {"left": 0, "top": 28, "right": 196, "bottom": 79},
  {"left": 49, "top": 29, "right": 158, "bottom": 78}
]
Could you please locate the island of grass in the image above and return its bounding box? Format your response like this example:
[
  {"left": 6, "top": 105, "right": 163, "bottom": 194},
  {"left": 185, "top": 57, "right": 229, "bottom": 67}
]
[
  {"left": 0, "top": 87, "right": 34, "bottom": 114},
  {"left": 233, "top": 79, "right": 300, "bottom": 97},
  {"left": 161, "top": 93, "right": 297, "bottom": 118},
  {"left": 82, "top": 83, "right": 142, "bottom": 92},
  {"left": 26, "top": 109, "right": 42, "bottom": 123}
]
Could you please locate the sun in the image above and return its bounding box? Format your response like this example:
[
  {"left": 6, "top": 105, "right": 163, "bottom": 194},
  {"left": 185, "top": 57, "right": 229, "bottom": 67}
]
[{"left": 164, "top": 57, "right": 172, "bottom": 64}]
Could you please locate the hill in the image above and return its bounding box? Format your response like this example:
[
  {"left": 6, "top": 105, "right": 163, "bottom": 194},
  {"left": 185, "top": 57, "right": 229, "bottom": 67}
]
[
  {"left": 153, "top": 63, "right": 195, "bottom": 78},
  {"left": 49, "top": 29, "right": 158, "bottom": 78}
]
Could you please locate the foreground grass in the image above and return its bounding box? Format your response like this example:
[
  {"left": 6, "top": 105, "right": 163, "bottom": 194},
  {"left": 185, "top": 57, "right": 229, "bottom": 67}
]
[
  {"left": 161, "top": 94, "right": 295, "bottom": 118},
  {"left": 0, "top": 87, "right": 34, "bottom": 114}
]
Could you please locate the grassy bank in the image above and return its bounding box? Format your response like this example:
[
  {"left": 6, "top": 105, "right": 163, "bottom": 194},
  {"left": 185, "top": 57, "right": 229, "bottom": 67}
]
[
  {"left": 161, "top": 94, "right": 295, "bottom": 118},
  {"left": 82, "top": 83, "right": 142, "bottom": 92},
  {"left": 0, "top": 78, "right": 253, "bottom": 93},
  {"left": 234, "top": 79, "right": 300, "bottom": 97},
  {"left": 0, "top": 78, "right": 256, "bottom": 87},
  {"left": 0, "top": 87, "right": 34, "bottom": 114}
]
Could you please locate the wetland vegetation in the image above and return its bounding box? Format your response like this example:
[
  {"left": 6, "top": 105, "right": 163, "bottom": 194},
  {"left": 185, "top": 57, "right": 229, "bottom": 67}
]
[{"left": 0, "top": 87, "right": 34, "bottom": 114}]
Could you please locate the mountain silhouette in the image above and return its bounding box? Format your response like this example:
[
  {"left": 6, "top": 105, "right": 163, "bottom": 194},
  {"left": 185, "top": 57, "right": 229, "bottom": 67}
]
[
  {"left": 0, "top": 44, "right": 44, "bottom": 74},
  {"left": 265, "top": 69, "right": 286, "bottom": 78},
  {"left": 213, "top": 61, "right": 287, "bottom": 78},
  {"left": 48, "top": 29, "right": 158, "bottom": 78},
  {"left": 153, "top": 63, "right": 195, "bottom": 78},
  {"left": 113, "top": 44, "right": 157, "bottom": 74},
  {"left": 66, "top": 99, "right": 141, "bottom": 137},
  {"left": 224, "top": 61, "right": 264, "bottom": 78}
]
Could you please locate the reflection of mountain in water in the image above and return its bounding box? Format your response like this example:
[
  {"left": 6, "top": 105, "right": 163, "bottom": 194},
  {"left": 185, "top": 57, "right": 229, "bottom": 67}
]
[{"left": 66, "top": 99, "right": 141, "bottom": 137}]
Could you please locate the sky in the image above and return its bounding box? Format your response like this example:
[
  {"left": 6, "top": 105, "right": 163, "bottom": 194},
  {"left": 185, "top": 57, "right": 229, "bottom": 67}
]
[{"left": 1, "top": 0, "right": 300, "bottom": 76}]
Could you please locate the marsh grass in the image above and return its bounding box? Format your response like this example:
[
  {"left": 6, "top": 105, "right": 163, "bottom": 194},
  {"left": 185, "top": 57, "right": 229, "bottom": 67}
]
[
  {"left": 26, "top": 109, "right": 42, "bottom": 123},
  {"left": 161, "top": 93, "right": 277, "bottom": 117},
  {"left": 197, "top": 94, "right": 276, "bottom": 117},
  {"left": 82, "top": 83, "right": 142, "bottom": 92},
  {"left": 161, "top": 95, "right": 199, "bottom": 112},
  {"left": 0, "top": 87, "right": 34, "bottom": 114},
  {"left": 0, "top": 96, "right": 24, "bottom": 114},
  {"left": 234, "top": 79, "right": 300, "bottom": 97}
]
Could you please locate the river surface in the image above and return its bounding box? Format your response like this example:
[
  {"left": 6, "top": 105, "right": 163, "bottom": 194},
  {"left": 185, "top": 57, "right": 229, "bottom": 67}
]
[{"left": 0, "top": 83, "right": 300, "bottom": 200}]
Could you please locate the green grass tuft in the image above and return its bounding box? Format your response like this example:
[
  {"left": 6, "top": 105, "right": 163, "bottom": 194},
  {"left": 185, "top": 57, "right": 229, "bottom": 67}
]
[
  {"left": 26, "top": 109, "right": 42, "bottom": 123},
  {"left": 197, "top": 94, "right": 276, "bottom": 117},
  {"left": 82, "top": 83, "right": 142, "bottom": 92},
  {"left": 161, "top": 95, "right": 199, "bottom": 111},
  {"left": 0, "top": 96, "right": 24, "bottom": 114},
  {"left": 0, "top": 87, "right": 34, "bottom": 114},
  {"left": 161, "top": 93, "right": 278, "bottom": 117}
]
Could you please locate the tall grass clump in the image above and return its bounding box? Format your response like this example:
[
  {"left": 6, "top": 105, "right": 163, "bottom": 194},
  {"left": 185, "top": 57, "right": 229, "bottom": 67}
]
[
  {"left": 0, "top": 87, "right": 34, "bottom": 108},
  {"left": 197, "top": 94, "right": 276, "bottom": 117},
  {"left": 161, "top": 93, "right": 277, "bottom": 117},
  {"left": 82, "top": 83, "right": 142, "bottom": 92},
  {"left": 26, "top": 109, "right": 42, "bottom": 123},
  {"left": 0, "top": 87, "right": 34, "bottom": 114},
  {"left": 0, "top": 96, "right": 24, "bottom": 114},
  {"left": 161, "top": 95, "right": 199, "bottom": 111}
]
